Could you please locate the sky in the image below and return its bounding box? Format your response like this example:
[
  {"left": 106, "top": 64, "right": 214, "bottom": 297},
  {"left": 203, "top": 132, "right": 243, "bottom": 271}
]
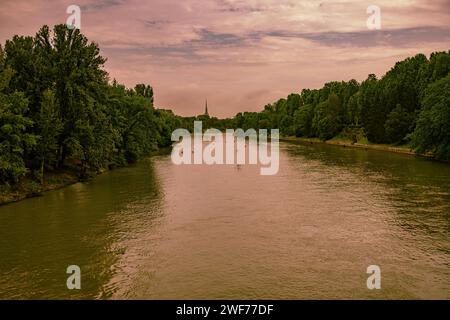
[{"left": 0, "top": 0, "right": 449, "bottom": 117}]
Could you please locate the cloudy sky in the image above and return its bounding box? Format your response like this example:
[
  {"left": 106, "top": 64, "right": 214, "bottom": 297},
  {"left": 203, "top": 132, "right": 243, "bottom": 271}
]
[{"left": 1, "top": 0, "right": 449, "bottom": 117}]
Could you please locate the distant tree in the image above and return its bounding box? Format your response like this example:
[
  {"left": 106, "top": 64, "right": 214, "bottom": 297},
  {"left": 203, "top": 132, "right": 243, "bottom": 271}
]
[
  {"left": 134, "top": 84, "right": 154, "bottom": 103},
  {"left": 311, "top": 93, "right": 343, "bottom": 140},
  {"left": 359, "top": 74, "right": 385, "bottom": 142},
  {"left": 279, "top": 115, "right": 294, "bottom": 136},
  {"left": 286, "top": 93, "right": 301, "bottom": 116},
  {"left": 293, "top": 104, "right": 314, "bottom": 137},
  {"left": 346, "top": 92, "right": 360, "bottom": 126}
]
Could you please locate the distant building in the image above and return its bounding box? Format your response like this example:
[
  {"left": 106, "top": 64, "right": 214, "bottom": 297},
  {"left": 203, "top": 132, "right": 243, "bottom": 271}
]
[{"left": 204, "top": 99, "right": 209, "bottom": 117}]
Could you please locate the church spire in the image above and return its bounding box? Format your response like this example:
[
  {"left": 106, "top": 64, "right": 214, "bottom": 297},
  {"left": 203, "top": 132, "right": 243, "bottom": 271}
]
[{"left": 204, "top": 99, "right": 209, "bottom": 116}]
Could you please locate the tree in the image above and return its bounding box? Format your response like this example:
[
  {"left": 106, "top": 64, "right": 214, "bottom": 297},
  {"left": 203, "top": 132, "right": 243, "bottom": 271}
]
[
  {"left": 0, "top": 25, "right": 191, "bottom": 187},
  {"left": 311, "top": 93, "right": 343, "bottom": 141},
  {"left": 134, "top": 84, "right": 154, "bottom": 103},
  {"left": 34, "top": 25, "right": 109, "bottom": 168},
  {"left": 346, "top": 92, "right": 360, "bottom": 126},
  {"left": 294, "top": 104, "right": 314, "bottom": 137},
  {"left": 411, "top": 74, "right": 450, "bottom": 160},
  {"left": 384, "top": 104, "right": 414, "bottom": 144},
  {"left": 36, "top": 89, "right": 63, "bottom": 183},
  {"left": 359, "top": 74, "right": 385, "bottom": 142},
  {"left": 0, "top": 49, "right": 36, "bottom": 184},
  {"left": 3, "top": 36, "right": 41, "bottom": 114},
  {"left": 0, "top": 92, "right": 35, "bottom": 184},
  {"left": 286, "top": 93, "right": 301, "bottom": 116},
  {"left": 106, "top": 82, "right": 159, "bottom": 164}
]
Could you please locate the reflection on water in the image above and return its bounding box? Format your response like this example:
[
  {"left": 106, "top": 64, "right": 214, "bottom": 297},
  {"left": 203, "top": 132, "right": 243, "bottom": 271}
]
[
  {"left": 0, "top": 160, "right": 163, "bottom": 299},
  {"left": 0, "top": 142, "right": 449, "bottom": 299},
  {"left": 285, "top": 141, "right": 450, "bottom": 253}
]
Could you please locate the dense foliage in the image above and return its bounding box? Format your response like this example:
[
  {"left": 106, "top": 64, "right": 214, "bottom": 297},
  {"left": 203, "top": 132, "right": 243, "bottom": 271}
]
[
  {"left": 0, "top": 25, "right": 185, "bottom": 186},
  {"left": 219, "top": 51, "right": 450, "bottom": 160}
]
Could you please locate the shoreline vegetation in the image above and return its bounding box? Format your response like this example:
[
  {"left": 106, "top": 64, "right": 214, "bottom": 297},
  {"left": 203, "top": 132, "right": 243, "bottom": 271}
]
[
  {"left": 1, "top": 24, "right": 449, "bottom": 206},
  {"left": 281, "top": 136, "right": 437, "bottom": 159},
  {"left": 0, "top": 147, "right": 172, "bottom": 206},
  {"left": 0, "top": 25, "right": 190, "bottom": 206},
  {"left": 0, "top": 167, "right": 78, "bottom": 206}
]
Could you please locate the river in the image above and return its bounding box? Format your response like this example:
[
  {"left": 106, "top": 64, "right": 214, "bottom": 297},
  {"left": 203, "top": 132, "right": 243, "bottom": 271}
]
[{"left": 0, "top": 141, "right": 449, "bottom": 299}]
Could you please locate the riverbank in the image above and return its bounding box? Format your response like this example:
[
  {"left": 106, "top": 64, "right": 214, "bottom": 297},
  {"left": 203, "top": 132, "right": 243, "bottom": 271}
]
[
  {"left": 0, "top": 168, "right": 80, "bottom": 206},
  {"left": 281, "top": 136, "right": 435, "bottom": 159},
  {"left": 0, "top": 147, "right": 173, "bottom": 206}
]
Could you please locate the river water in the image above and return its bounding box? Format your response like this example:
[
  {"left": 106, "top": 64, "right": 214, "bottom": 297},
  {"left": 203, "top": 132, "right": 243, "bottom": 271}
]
[{"left": 0, "top": 141, "right": 449, "bottom": 299}]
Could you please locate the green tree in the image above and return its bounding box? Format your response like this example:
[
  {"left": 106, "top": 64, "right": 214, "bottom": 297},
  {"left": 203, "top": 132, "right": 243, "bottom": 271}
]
[
  {"left": 0, "top": 50, "right": 36, "bottom": 184},
  {"left": 293, "top": 104, "right": 314, "bottom": 137},
  {"left": 384, "top": 104, "right": 414, "bottom": 144},
  {"left": 36, "top": 89, "right": 63, "bottom": 183},
  {"left": 411, "top": 74, "right": 450, "bottom": 160},
  {"left": 34, "top": 25, "right": 109, "bottom": 168},
  {"left": 134, "top": 84, "right": 154, "bottom": 102},
  {"left": 359, "top": 74, "right": 384, "bottom": 142}
]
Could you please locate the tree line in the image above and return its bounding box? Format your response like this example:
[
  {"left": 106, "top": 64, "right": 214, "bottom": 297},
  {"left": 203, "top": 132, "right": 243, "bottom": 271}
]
[
  {"left": 217, "top": 51, "right": 450, "bottom": 161},
  {"left": 0, "top": 24, "right": 187, "bottom": 188}
]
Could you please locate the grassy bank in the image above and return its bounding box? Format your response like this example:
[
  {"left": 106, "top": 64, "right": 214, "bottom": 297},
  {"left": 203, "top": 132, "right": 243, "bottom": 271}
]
[{"left": 281, "top": 136, "right": 436, "bottom": 159}]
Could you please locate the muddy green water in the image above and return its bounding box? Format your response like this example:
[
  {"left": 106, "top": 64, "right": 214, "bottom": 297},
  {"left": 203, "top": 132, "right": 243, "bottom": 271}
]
[{"left": 0, "top": 141, "right": 449, "bottom": 299}]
